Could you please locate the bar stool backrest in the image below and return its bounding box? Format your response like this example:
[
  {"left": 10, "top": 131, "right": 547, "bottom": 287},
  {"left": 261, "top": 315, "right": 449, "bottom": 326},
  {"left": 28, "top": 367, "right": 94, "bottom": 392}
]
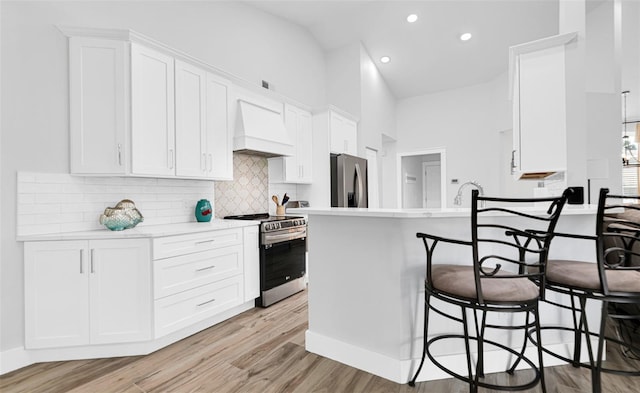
[
  {"left": 596, "top": 188, "right": 640, "bottom": 298},
  {"left": 469, "top": 189, "right": 569, "bottom": 304}
]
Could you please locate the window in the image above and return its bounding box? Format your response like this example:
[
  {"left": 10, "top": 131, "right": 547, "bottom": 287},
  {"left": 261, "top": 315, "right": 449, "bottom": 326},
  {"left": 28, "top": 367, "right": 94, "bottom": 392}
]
[{"left": 622, "top": 124, "right": 640, "bottom": 196}]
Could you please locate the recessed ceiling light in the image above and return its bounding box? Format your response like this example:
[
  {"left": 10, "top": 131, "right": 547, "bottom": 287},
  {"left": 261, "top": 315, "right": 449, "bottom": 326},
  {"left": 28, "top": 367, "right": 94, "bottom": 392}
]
[
  {"left": 407, "top": 14, "right": 418, "bottom": 23},
  {"left": 460, "top": 33, "right": 473, "bottom": 41},
  {"left": 380, "top": 56, "right": 391, "bottom": 64}
]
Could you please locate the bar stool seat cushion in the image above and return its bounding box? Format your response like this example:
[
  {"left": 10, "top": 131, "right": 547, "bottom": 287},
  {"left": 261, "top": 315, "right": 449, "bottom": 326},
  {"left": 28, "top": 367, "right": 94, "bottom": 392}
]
[
  {"left": 432, "top": 264, "right": 540, "bottom": 302},
  {"left": 546, "top": 259, "right": 640, "bottom": 293}
]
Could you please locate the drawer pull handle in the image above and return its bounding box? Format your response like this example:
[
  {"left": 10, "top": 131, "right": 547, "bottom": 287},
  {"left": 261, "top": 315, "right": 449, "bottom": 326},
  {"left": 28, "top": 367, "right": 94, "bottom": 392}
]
[
  {"left": 195, "top": 240, "right": 215, "bottom": 245},
  {"left": 196, "top": 265, "right": 215, "bottom": 272},
  {"left": 197, "top": 298, "right": 216, "bottom": 307}
]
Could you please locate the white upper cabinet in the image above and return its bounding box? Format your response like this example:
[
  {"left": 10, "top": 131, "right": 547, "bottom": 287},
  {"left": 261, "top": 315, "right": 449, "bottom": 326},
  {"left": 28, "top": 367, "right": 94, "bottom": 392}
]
[
  {"left": 175, "top": 59, "right": 206, "bottom": 178},
  {"left": 269, "top": 103, "right": 313, "bottom": 183},
  {"left": 330, "top": 110, "right": 357, "bottom": 156},
  {"left": 131, "top": 43, "right": 176, "bottom": 177},
  {"left": 64, "top": 28, "right": 233, "bottom": 181},
  {"left": 69, "top": 37, "right": 128, "bottom": 175},
  {"left": 509, "top": 32, "right": 577, "bottom": 180},
  {"left": 205, "top": 73, "right": 233, "bottom": 180}
]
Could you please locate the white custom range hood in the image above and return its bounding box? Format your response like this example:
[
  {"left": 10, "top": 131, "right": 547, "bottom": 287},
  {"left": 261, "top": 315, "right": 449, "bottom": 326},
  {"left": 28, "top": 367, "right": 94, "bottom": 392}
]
[{"left": 234, "top": 99, "right": 294, "bottom": 157}]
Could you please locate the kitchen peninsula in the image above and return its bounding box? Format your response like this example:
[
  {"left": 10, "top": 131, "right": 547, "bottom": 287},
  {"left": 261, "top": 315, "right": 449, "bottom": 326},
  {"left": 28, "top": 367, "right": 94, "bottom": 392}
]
[{"left": 289, "top": 205, "right": 600, "bottom": 384}]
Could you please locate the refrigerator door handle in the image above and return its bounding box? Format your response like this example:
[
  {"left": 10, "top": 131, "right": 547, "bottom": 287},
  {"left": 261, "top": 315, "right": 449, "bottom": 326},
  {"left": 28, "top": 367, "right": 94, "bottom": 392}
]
[{"left": 355, "top": 162, "right": 364, "bottom": 207}]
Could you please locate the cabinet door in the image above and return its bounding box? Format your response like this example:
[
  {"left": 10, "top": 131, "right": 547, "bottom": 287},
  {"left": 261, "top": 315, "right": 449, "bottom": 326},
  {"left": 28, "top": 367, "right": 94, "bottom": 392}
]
[
  {"left": 515, "top": 45, "right": 567, "bottom": 176},
  {"left": 343, "top": 117, "right": 358, "bottom": 156},
  {"left": 24, "top": 241, "right": 90, "bottom": 348},
  {"left": 88, "top": 239, "right": 151, "bottom": 344},
  {"left": 131, "top": 43, "right": 175, "bottom": 176},
  {"left": 69, "top": 37, "right": 128, "bottom": 175},
  {"left": 175, "top": 60, "right": 207, "bottom": 178},
  {"left": 297, "top": 110, "right": 313, "bottom": 183},
  {"left": 329, "top": 111, "right": 358, "bottom": 155},
  {"left": 329, "top": 111, "right": 345, "bottom": 154},
  {"left": 205, "top": 73, "right": 233, "bottom": 180},
  {"left": 243, "top": 226, "right": 260, "bottom": 301},
  {"left": 282, "top": 104, "right": 299, "bottom": 181}
]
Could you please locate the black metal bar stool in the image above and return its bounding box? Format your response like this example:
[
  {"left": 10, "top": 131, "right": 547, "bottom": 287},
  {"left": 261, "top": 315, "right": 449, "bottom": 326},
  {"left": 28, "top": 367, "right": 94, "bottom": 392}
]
[
  {"left": 531, "top": 188, "right": 640, "bottom": 393},
  {"left": 408, "top": 189, "right": 569, "bottom": 392}
]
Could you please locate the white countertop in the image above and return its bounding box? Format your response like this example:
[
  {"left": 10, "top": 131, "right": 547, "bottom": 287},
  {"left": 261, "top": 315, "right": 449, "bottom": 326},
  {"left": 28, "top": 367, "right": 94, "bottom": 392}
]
[
  {"left": 17, "top": 219, "right": 260, "bottom": 241},
  {"left": 288, "top": 204, "right": 599, "bottom": 218}
]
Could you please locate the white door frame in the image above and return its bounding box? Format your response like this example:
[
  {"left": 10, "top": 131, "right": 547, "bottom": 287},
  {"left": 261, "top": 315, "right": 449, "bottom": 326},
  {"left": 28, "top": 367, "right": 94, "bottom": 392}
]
[{"left": 397, "top": 148, "right": 447, "bottom": 209}]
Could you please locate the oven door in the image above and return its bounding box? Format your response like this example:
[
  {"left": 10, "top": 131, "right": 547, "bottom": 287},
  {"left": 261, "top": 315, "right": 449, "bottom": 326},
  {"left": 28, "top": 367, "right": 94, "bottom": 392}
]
[{"left": 260, "top": 237, "right": 306, "bottom": 292}]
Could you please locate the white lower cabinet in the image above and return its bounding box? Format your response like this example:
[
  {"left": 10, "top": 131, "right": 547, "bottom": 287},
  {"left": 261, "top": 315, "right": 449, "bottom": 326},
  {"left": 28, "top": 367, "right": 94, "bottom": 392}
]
[
  {"left": 152, "top": 227, "right": 258, "bottom": 338},
  {"left": 24, "top": 239, "right": 151, "bottom": 349},
  {"left": 154, "top": 275, "right": 243, "bottom": 338},
  {"left": 23, "top": 225, "right": 259, "bottom": 355}
]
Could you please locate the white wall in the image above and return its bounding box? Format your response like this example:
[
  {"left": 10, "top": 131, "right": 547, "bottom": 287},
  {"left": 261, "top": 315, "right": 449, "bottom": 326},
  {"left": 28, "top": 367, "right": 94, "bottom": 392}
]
[
  {"left": 326, "top": 43, "right": 361, "bottom": 117},
  {"left": 359, "top": 45, "right": 397, "bottom": 152},
  {"left": 0, "top": 0, "right": 326, "bottom": 364},
  {"left": 396, "top": 75, "right": 512, "bottom": 207}
]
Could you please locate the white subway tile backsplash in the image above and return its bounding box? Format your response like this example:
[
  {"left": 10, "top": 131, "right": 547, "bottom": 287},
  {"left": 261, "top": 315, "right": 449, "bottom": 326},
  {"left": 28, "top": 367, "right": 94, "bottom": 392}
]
[
  {"left": 18, "top": 156, "right": 300, "bottom": 236},
  {"left": 17, "top": 172, "right": 215, "bottom": 236}
]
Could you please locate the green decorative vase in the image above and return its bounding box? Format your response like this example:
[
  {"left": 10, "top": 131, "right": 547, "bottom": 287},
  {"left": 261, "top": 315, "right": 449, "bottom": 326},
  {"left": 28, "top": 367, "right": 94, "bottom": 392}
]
[{"left": 195, "top": 199, "right": 212, "bottom": 222}]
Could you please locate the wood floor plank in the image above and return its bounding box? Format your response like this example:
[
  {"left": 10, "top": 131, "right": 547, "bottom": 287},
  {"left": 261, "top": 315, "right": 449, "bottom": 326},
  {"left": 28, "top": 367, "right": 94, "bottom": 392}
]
[{"left": 3, "top": 290, "right": 640, "bottom": 393}]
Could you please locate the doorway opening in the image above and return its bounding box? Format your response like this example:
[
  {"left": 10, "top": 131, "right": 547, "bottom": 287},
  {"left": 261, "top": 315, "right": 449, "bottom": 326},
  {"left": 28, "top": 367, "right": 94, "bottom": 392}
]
[{"left": 397, "top": 149, "right": 446, "bottom": 209}]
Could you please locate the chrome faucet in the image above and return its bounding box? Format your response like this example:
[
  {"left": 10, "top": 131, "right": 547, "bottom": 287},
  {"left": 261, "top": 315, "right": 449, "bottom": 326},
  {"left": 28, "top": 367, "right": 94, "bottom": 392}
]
[{"left": 454, "top": 181, "right": 485, "bottom": 207}]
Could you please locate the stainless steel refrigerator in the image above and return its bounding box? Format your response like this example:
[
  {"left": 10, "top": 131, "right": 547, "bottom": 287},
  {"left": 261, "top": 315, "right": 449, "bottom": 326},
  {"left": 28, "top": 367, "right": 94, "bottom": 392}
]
[{"left": 330, "top": 153, "right": 368, "bottom": 207}]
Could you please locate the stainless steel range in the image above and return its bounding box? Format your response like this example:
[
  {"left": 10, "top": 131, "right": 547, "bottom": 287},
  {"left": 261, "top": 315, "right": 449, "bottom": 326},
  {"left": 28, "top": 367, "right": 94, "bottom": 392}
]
[{"left": 224, "top": 213, "right": 307, "bottom": 307}]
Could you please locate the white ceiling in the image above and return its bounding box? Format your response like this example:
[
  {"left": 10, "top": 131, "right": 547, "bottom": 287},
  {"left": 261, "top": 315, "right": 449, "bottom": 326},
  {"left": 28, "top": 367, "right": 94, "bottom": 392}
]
[{"left": 244, "top": 0, "right": 561, "bottom": 99}]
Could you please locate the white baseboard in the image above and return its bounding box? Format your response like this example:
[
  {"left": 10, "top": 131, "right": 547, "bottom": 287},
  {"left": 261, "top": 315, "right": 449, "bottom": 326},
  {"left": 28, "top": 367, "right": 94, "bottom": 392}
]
[
  {"left": 0, "top": 301, "right": 254, "bottom": 376},
  {"left": 306, "top": 329, "right": 593, "bottom": 385},
  {"left": 0, "top": 346, "right": 33, "bottom": 376}
]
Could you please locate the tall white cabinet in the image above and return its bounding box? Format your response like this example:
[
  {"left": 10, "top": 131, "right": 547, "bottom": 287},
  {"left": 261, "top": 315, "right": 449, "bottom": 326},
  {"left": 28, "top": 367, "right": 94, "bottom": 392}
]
[
  {"left": 63, "top": 27, "right": 233, "bottom": 180},
  {"left": 24, "top": 239, "right": 151, "bottom": 349},
  {"left": 268, "top": 103, "right": 313, "bottom": 183}
]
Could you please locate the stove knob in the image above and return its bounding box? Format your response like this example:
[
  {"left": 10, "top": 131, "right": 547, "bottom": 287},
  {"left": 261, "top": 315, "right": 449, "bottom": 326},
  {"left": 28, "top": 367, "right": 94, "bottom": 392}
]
[{"left": 265, "top": 223, "right": 272, "bottom": 231}]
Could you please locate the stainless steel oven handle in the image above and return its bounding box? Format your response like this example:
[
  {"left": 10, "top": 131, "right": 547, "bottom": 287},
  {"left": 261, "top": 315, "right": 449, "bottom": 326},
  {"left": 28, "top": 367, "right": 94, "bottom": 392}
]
[{"left": 263, "top": 229, "right": 306, "bottom": 245}]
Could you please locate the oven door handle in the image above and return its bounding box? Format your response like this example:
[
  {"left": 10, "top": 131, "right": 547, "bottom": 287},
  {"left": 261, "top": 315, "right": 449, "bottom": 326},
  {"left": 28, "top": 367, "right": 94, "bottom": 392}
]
[{"left": 263, "top": 229, "right": 306, "bottom": 245}]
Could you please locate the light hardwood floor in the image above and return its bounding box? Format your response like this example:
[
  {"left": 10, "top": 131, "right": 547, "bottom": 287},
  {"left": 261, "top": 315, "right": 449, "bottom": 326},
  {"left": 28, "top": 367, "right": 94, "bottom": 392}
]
[{"left": 2, "top": 291, "right": 639, "bottom": 393}]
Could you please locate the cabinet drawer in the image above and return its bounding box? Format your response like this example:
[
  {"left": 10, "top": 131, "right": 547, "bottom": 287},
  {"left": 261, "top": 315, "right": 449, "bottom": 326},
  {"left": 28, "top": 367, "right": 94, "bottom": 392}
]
[
  {"left": 154, "top": 244, "right": 243, "bottom": 299},
  {"left": 154, "top": 275, "right": 243, "bottom": 337},
  {"left": 153, "top": 228, "right": 242, "bottom": 259}
]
